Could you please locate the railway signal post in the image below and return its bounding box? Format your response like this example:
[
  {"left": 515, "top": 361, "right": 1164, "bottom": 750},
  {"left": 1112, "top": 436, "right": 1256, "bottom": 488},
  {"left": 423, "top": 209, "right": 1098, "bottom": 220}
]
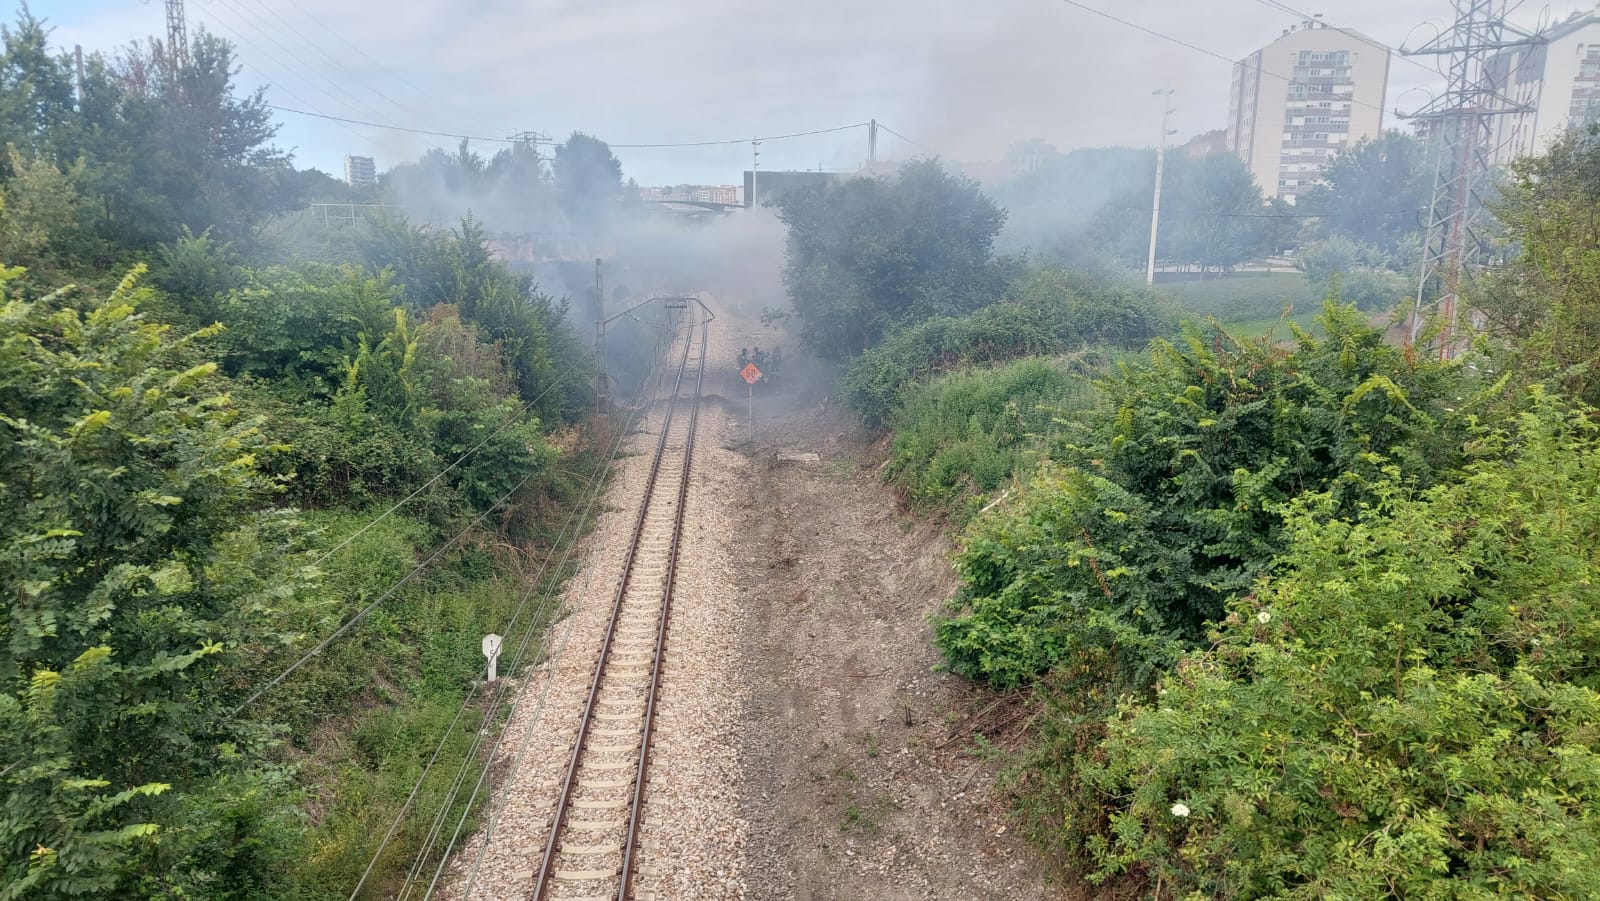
[{"left": 741, "top": 362, "right": 762, "bottom": 445}]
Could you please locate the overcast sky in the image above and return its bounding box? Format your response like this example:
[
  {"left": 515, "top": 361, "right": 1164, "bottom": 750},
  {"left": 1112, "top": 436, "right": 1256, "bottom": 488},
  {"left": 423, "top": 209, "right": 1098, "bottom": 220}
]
[{"left": 38, "top": 0, "right": 1597, "bottom": 185}]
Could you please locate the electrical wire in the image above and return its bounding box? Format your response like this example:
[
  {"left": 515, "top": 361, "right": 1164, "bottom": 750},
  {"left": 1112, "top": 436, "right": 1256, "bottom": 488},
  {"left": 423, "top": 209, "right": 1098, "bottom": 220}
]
[
  {"left": 1055, "top": 0, "right": 1393, "bottom": 119},
  {"left": 203, "top": 0, "right": 404, "bottom": 130},
  {"left": 1247, "top": 0, "right": 1443, "bottom": 75},
  {"left": 232, "top": 470, "right": 536, "bottom": 714},
  {"left": 430, "top": 316, "right": 699, "bottom": 901},
  {"left": 266, "top": 104, "right": 514, "bottom": 143},
  {"left": 266, "top": 105, "right": 870, "bottom": 151},
  {"left": 262, "top": 0, "right": 511, "bottom": 138},
  {"left": 876, "top": 123, "right": 938, "bottom": 155},
  {"left": 608, "top": 122, "right": 869, "bottom": 149},
  {"left": 404, "top": 319, "right": 686, "bottom": 901},
  {"left": 345, "top": 355, "right": 654, "bottom": 900},
  {"left": 242, "top": 0, "right": 457, "bottom": 132},
  {"left": 266, "top": 104, "right": 517, "bottom": 143},
  {"left": 295, "top": 362, "right": 581, "bottom": 592},
  {"left": 184, "top": 10, "right": 379, "bottom": 149},
  {"left": 347, "top": 316, "right": 677, "bottom": 899}
]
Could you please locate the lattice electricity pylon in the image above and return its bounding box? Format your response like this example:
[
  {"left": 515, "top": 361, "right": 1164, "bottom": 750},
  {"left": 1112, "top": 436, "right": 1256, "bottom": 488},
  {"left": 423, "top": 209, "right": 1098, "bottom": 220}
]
[
  {"left": 1398, "top": 0, "right": 1541, "bottom": 355},
  {"left": 165, "top": 0, "right": 188, "bottom": 63}
]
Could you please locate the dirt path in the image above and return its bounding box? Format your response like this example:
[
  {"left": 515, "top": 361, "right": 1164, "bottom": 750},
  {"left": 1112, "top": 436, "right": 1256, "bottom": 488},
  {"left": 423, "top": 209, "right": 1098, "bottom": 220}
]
[{"left": 719, "top": 347, "right": 1059, "bottom": 900}]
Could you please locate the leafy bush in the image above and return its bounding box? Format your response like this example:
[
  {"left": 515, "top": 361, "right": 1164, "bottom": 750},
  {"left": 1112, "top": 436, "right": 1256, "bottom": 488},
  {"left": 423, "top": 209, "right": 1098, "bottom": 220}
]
[
  {"left": 938, "top": 304, "right": 1491, "bottom": 691},
  {"left": 1295, "top": 237, "right": 1409, "bottom": 312},
  {"left": 0, "top": 266, "right": 305, "bottom": 896},
  {"left": 1072, "top": 394, "right": 1600, "bottom": 899},
  {"left": 845, "top": 266, "right": 1171, "bottom": 426},
  {"left": 885, "top": 357, "right": 1090, "bottom": 515}
]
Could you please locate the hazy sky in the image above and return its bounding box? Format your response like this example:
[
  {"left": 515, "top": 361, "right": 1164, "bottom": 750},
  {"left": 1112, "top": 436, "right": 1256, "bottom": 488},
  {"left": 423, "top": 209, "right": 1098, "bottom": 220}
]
[{"left": 38, "top": 0, "right": 1597, "bottom": 184}]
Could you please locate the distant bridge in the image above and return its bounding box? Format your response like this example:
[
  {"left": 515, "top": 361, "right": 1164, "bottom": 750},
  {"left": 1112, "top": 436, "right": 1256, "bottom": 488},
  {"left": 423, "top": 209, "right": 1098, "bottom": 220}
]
[{"left": 641, "top": 199, "right": 742, "bottom": 215}]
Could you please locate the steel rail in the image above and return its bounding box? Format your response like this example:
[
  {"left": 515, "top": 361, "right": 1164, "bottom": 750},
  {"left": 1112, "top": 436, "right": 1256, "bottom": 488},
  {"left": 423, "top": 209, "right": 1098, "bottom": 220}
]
[
  {"left": 619, "top": 315, "right": 706, "bottom": 900},
  {"left": 532, "top": 310, "right": 707, "bottom": 900}
]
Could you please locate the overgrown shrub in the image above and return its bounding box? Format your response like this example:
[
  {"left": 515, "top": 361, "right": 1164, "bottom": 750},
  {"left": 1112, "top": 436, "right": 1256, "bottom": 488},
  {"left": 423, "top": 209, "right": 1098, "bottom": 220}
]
[
  {"left": 844, "top": 266, "right": 1171, "bottom": 426},
  {"left": 885, "top": 357, "right": 1090, "bottom": 515},
  {"left": 938, "top": 303, "right": 1493, "bottom": 691},
  {"left": 1071, "top": 394, "right": 1600, "bottom": 899}
]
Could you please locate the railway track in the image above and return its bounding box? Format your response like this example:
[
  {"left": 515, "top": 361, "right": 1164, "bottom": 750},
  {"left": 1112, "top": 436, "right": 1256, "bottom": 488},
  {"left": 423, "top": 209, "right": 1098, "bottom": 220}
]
[{"left": 532, "top": 312, "right": 708, "bottom": 901}]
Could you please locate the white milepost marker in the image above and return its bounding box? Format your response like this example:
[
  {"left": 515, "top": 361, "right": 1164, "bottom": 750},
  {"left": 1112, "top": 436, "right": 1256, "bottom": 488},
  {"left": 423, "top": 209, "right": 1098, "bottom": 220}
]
[{"left": 482, "top": 633, "right": 503, "bottom": 682}]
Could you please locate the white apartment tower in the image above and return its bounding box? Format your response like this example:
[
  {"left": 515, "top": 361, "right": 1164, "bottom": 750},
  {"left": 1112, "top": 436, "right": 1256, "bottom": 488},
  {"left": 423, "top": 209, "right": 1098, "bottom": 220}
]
[
  {"left": 1227, "top": 19, "right": 1391, "bottom": 200},
  {"left": 1486, "top": 10, "right": 1600, "bottom": 165},
  {"left": 343, "top": 155, "right": 376, "bottom": 187}
]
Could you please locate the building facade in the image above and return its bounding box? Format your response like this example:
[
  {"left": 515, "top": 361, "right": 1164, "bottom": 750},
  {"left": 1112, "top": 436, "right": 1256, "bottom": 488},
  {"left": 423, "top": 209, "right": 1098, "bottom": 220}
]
[
  {"left": 1485, "top": 11, "right": 1600, "bottom": 165},
  {"left": 343, "top": 155, "right": 376, "bottom": 187},
  {"left": 638, "top": 184, "right": 743, "bottom": 205},
  {"left": 1227, "top": 19, "right": 1390, "bottom": 200}
]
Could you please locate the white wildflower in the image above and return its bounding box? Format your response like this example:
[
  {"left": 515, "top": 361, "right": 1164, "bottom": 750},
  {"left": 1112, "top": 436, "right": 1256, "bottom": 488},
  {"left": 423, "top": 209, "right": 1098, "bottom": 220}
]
[
  {"left": 1257, "top": 610, "right": 1272, "bottom": 625},
  {"left": 1171, "top": 802, "right": 1191, "bottom": 818}
]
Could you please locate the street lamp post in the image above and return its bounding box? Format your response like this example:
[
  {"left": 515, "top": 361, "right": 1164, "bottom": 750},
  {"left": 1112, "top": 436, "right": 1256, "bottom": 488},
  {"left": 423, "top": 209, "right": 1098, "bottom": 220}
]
[{"left": 1147, "top": 88, "right": 1178, "bottom": 286}]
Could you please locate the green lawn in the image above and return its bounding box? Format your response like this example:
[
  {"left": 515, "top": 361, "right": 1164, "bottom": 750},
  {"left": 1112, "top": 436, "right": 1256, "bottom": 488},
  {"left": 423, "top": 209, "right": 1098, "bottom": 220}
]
[
  {"left": 1161, "top": 271, "right": 1320, "bottom": 319},
  {"left": 1159, "top": 271, "right": 1328, "bottom": 339}
]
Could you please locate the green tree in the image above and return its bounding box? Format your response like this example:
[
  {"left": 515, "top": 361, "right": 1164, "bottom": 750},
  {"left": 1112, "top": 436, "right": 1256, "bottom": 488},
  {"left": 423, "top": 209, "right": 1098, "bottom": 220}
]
[
  {"left": 0, "top": 265, "right": 301, "bottom": 896},
  {"left": 1478, "top": 123, "right": 1600, "bottom": 404},
  {"left": 0, "top": 6, "right": 79, "bottom": 171},
  {"left": 1298, "top": 131, "right": 1430, "bottom": 257},
  {"left": 1089, "top": 152, "right": 1270, "bottom": 271},
  {"left": 1294, "top": 235, "right": 1408, "bottom": 311},
  {"left": 551, "top": 132, "right": 621, "bottom": 226},
  {"left": 0, "top": 149, "right": 98, "bottom": 276},
  {"left": 775, "top": 159, "right": 1009, "bottom": 358}
]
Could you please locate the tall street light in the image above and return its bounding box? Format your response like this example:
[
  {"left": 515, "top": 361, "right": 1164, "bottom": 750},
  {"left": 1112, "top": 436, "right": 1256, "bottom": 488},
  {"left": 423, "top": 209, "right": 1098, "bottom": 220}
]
[{"left": 1147, "top": 88, "right": 1178, "bottom": 286}]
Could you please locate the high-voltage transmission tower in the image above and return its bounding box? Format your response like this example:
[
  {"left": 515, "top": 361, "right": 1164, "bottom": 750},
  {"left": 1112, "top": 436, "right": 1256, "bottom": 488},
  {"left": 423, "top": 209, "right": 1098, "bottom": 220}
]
[
  {"left": 1398, "top": 0, "right": 1542, "bottom": 353},
  {"left": 165, "top": 0, "right": 188, "bottom": 63}
]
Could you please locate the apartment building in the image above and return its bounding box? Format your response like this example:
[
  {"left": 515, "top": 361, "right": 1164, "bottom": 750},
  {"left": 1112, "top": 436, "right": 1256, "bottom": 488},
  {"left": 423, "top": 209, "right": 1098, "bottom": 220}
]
[
  {"left": 1227, "top": 19, "right": 1391, "bottom": 200},
  {"left": 343, "top": 155, "right": 376, "bottom": 187},
  {"left": 1486, "top": 10, "right": 1600, "bottom": 164}
]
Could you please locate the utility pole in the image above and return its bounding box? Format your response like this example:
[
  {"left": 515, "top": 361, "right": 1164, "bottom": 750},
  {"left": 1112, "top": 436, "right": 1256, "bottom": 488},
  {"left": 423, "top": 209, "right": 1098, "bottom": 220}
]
[
  {"left": 868, "top": 119, "right": 878, "bottom": 166},
  {"left": 165, "top": 0, "right": 188, "bottom": 64},
  {"left": 1399, "top": 0, "right": 1542, "bottom": 356},
  {"left": 74, "top": 45, "right": 85, "bottom": 106},
  {"left": 594, "top": 259, "right": 608, "bottom": 417},
  {"left": 750, "top": 139, "right": 761, "bottom": 208},
  {"left": 1146, "top": 88, "right": 1177, "bottom": 287}
]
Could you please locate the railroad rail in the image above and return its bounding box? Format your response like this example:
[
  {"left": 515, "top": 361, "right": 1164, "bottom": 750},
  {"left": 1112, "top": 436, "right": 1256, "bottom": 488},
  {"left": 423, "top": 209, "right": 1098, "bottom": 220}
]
[{"left": 532, "top": 311, "right": 708, "bottom": 900}]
